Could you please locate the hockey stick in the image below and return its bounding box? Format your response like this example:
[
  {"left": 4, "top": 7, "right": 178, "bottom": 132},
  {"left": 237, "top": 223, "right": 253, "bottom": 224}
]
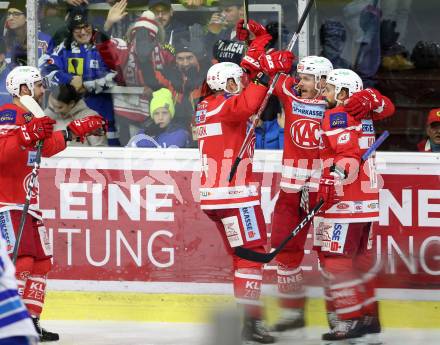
[
  {"left": 228, "top": 0, "right": 315, "bottom": 182},
  {"left": 234, "top": 130, "right": 390, "bottom": 263},
  {"left": 12, "top": 95, "right": 46, "bottom": 264},
  {"left": 243, "top": 0, "right": 249, "bottom": 48}
]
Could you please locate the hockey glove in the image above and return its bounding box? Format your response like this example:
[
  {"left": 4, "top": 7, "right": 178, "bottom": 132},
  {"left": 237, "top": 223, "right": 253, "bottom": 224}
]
[
  {"left": 259, "top": 50, "right": 295, "bottom": 76},
  {"left": 18, "top": 116, "right": 56, "bottom": 147},
  {"left": 316, "top": 166, "right": 345, "bottom": 212},
  {"left": 235, "top": 19, "right": 268, "bottom": 41},
  {"left": 345, "top": 88, "right": 384, "bottom": 120},
  {"left": 240, "top": 34, "right": 272, "bottom": 78},
  {"left": 67, "top": 115, "right": 107, "bottom": 143}
]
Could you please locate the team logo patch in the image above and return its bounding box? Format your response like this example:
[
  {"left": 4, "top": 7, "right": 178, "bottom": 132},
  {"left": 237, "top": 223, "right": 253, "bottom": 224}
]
[
  {"left": 195, "top": 110, "right": 206, "bottom": 124},
  {"left": 337, "top": 132, "right": 350, "bottom": 144},
  {"left": 27, "top": 151, "right": 37, "bottom": 166},
  {"left": 0, "top": 110, "right": 16, "bottom": 124},
  {"left": 239, "top": 207, "right": 261, "bottom": 242},
  {"left": 23, "top": 112, "right": 33, "bottom": 123},
  {"left": 290, "top": 119, "right": 320, "bottom": 149},
  {"left": 68, "top": 58, "right": 84, "bottom": 75},
  {"left": 221, "top": 216, "right": 244, "bottom": 247},
  {"left": 361, "top": 119, "right": 374, "bottom": 134},
  {"left": 330, "top": 112, "right": 348, "bottom": 128}
]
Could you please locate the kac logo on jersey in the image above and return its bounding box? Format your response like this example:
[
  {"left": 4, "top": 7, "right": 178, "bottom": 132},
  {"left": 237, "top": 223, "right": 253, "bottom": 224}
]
[
  {"left": 330, "top": 112, "right": 348, "bottom": 128},
  {"left": 23, "top": 172, "right": 39, "bottom": 199},
  {"left": 240, "top": 207, "right": 261, "bottom": 242},
  {"left": 290, "top": 119, "right": 320, "bottom": 149}
]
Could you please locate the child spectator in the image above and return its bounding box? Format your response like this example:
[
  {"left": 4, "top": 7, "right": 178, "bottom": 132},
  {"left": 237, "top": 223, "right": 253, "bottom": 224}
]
[
  {"left": 45, "top": 84, "right": 108, "bottom": 147},
  {"left": 128, "top": 88, "right": 190, "bottom": 148}
]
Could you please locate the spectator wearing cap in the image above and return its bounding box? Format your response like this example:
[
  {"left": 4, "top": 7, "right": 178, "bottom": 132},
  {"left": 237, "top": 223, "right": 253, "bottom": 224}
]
[
  {"left": 128, "top": 88, "right": 190, "bottom": 148},
  {"left": 206, "top": 0, "right": 243, "bottom": 41},
  {"left": 417, "top": 108, "right": 440, "bottom": 152},
  {"left": 157, "top": 38, "right": 209, "bottom": 129},
  {"left": 45, "top": 84, "right": 108, "bottom": 147},
  {"left": 41, "top": 6, "right": 120, "bottom": 146},
  {"left": 3, "top": 0, "right": 54, "bottom": 66},
  {"left": 149, "top": 0, "right": 189, "bottom": 46}
]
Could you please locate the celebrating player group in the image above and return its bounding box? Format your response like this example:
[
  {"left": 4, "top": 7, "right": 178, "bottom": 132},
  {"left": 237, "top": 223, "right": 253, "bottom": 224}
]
[{"left": 194, "top": 15, "right": 395, "bottom": 345}]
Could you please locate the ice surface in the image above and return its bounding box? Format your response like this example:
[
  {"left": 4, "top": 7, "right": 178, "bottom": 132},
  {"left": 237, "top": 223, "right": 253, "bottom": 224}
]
[{"left": 41, "top": 321, "right": 440, "bottom": 345}]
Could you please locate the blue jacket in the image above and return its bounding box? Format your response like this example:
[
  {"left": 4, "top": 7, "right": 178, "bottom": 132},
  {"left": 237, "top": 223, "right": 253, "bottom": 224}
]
[
  {"left": 131, "top": 123, "right": 191, "bottom": 148},
  {"left": 255, "top": 119, "right": 284, "bottom": 150},
  {"left": 42, "top": 40, "right": 118, "bottom": 145}
]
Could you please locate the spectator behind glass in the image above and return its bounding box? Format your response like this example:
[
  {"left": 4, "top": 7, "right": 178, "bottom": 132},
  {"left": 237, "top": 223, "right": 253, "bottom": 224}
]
[
  {"left": 45, "top": 84, "right": 108, "bottom": 147},
  {"left": 148, "top": 0, "right": 188, "bottom": 46},
  {"left": 417, "top": 108, "right": 440, "bottom": 152},
  {"left": 128, "top": 88, "right": 190, "bottom": 148},
  {"left": 206, "top": 0, "right": 243, "bottom": 40},
  {"left": 95, "top": 5, "right": 175, "bottom": 145},
  {"left": 159, "top": 38, "right": 209, "bottom": 129},
  {"left": 0, "top": 39, "right": 14, "bottom": 105},
  {"left": 4, "top": 0, "right": 54, "bottom": 66},
  {"left": 254, "top": 110, "right": 285, "bottom": 150},
  {"left": 42, "top": 7, "right": 120, "bottom": 146}
]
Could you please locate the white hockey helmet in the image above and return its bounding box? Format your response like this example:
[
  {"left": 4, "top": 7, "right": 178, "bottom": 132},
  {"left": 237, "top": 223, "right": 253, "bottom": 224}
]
[
  {"left": 206, "top": 62, "right": 243, "bottom": 94},
  {"left": 6, "top": 66, "right": 43, "bottom": 98},
  {"left": 296, "top": 56, "right": 333, "bottom": 90},
  {"left": 327, "top": 69, "right": 363, "bottom": 97}
]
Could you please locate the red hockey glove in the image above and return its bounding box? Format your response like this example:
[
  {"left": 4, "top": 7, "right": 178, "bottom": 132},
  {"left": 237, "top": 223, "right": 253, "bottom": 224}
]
[
  {"left": 259, "top": 50, "right": 295, "bottom": 76},
  {"left": 18, "top": 116, "right": 56, "bottom": 147},
  {"left": 316, "top": 166, "right": 345, "bottom": 212},
  {"left": 67, "top": 115, "right": 106, "bottom": 143},
  {"left": 235, "top": 19, "right": 268, "bottom": 41},
  {"left": 345, "top": 88, "right": 384, "bottom": 120},
  {"left": 240, "top": 34, "right": 272, "bottom": 77}
]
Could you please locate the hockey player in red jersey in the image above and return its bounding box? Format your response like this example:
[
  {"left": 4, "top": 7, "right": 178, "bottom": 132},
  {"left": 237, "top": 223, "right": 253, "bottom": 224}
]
[
  {"left": 0, "top": 66, "right": 106, "bottom": 342},
  {"left": 264, "top": 55, "right": 332, "bottom": 332},
  {"left": 195, "top": 51, "right": 293, "bottom": 342},
  {"left": 315, "top": 69, "right": 395, "bottom": 344}
]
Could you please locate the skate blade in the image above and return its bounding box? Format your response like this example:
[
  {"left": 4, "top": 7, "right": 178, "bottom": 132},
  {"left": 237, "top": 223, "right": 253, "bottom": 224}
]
[{"left": 321, "top": 338, "right": 366, "bottom": 345}]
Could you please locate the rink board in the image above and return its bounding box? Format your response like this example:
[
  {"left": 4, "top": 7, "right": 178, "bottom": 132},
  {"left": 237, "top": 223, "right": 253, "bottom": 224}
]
[{"left": 37, "top": 148, "right": 440, "bottom": 327}]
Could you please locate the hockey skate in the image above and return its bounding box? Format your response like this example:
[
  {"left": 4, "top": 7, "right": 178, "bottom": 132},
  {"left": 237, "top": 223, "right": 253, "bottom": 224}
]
[
  {"left": 362, "top": 315, "right": 382, "bottom": 345},
  {"left": 242, "top": 316, "right": 276, "bottom": 344},
  {"left": 32, "top": 317, "right": 60, "bottom": 342},
  {"left": 321, "top": 318, "right": 365, "bottom": 345},
  {"left": 271, "top": 308, "right": 305, "bottom": 332}
]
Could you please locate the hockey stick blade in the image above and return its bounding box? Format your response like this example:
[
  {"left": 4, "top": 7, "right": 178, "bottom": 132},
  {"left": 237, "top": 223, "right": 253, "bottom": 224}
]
[
  {"left": 234, "top": 199, "right": 324, "bottom": 263},
  {"left": 228, "top": 0, "right": 315, "bottom": 182},
  {"left": 20, "top": 95, "right": 45, "bottom": 118}
]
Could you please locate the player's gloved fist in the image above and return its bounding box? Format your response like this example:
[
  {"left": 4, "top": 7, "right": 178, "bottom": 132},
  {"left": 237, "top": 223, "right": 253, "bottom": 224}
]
[
  {"left": 67, "top": 115, "right": 106, "bottom": 143},
  {"left": 345, "top": 88, "right": 384, "bottom": 120},
  {"left": 259, "top": 50, "right": 295, "bottom": 76},
  {"left": 240, "top": 34, "right": 272, "bottom": 78},
  {"left": 316, "top": 166, "right": 345, "bottom": 212},
  {"left": 18, "top": 116, "right": 56, "bottom": 146},
  {"left": 235, "top": 19, "right": 268, "bottom": 41}
]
